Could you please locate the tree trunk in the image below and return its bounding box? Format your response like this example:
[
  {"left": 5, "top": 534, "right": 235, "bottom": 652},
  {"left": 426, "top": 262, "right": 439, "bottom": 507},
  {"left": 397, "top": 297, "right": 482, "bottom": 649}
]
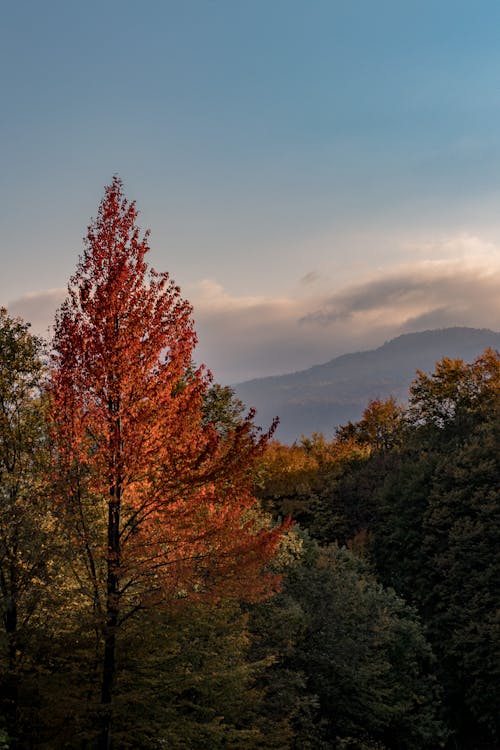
[
  {"left": 98, "top": 485, "right": 121, "bottom": 750},
  {"left": 98, "top": 611, "right": 117, "bottom": 750}
]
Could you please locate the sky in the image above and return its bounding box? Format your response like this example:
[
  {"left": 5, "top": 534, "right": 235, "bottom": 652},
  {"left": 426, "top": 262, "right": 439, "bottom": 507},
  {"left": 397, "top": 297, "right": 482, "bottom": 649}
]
[{"left": 3, "top": 1, "right": 500, "bottom": 383}]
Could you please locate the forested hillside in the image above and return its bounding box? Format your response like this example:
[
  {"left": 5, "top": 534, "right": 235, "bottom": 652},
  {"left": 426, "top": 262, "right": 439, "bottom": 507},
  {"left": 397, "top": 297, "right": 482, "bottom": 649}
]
[{"left": 0, "top": 180, "right": 498, "bottom": 749}]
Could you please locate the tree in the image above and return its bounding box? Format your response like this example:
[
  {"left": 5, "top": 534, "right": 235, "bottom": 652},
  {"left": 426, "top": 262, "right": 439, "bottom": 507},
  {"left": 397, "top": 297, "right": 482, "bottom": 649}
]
[
  {"left": 0, "top": 309, "right": 53, "bottom": 747},
  {"left": 111, "top": 599, "right": 271, "bottom": 749},
  {"left": 202, "top": 383, "right": 247, "bottom": 437},
  {"left": 336, "top": 397, "right": 405, "bottom": 453},
  {"left": 251, "top": 535, "right": 446, "bottom": 750},
  {"left": 408, "top": 348, "right": 500, "bottom": 436},
  {"left": 49, "top": 178, "right": 285, "bottom": 749}
]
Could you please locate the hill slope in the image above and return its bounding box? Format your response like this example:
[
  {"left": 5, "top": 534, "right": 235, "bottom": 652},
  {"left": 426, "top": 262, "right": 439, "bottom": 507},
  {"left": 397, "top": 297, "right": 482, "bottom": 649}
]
[{"left": 233, "top": 327, "right": 500, "bottom": 443}]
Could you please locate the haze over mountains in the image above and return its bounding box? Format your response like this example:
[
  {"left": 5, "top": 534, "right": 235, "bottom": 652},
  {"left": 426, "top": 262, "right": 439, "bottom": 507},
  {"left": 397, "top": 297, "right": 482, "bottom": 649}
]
[{"left": 233, "top": 327, "right": 500, "bottom": 444}]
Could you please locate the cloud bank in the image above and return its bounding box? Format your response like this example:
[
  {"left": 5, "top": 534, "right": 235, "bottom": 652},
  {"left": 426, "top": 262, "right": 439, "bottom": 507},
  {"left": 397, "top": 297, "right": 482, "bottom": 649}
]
[
  {"left": 191, "top": 252, "right": 500, "bottom": 382},
  {"left": 5, "top": 235, "right": 500, "bottom": 384}
]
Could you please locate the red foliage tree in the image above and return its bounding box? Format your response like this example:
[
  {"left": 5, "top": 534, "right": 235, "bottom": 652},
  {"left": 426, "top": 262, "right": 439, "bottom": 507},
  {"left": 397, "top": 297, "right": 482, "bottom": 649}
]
[{"left": 49, "top": 177, "right": 285, "bottom": 749}]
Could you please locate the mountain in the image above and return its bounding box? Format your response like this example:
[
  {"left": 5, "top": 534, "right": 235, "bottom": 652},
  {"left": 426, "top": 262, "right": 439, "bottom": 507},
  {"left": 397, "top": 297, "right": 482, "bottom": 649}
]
[{"left": 233, "top": 327, "right": 500, "bottom": 443}]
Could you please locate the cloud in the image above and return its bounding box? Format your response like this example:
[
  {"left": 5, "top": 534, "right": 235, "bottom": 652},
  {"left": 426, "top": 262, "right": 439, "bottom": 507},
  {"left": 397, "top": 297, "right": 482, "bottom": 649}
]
[
  {"left": 299, "top": 271, "right": 321, "bottom": 286},
  {"left": 405, "top": 232, "right": 500, "bottom": 265},
  {"left": 188, "top": 279, "right": 312, "bottom": 382},
  {"left": 6, "top": 236, "right": 500, "bottom": 384},
  {"left": 6, "top": 289, "right": 66, "bottom": 337},
  {"left": 192, "top": 253, "right": 500, "bottom": 382},
  {"left": 301, "top": 260, "right": 500, "bottom": 334}
]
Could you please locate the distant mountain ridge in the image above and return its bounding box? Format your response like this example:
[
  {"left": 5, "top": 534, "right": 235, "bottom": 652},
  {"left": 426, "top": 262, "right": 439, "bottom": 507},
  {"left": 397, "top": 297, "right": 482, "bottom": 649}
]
[{"left": 233, "top": 327, "right": 500, "bottom": 443}]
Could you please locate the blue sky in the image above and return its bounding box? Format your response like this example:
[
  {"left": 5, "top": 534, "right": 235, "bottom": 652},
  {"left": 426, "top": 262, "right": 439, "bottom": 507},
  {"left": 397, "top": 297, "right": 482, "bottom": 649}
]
[{"left": 3, "top": 1, "right": 500, "bottom": 381}]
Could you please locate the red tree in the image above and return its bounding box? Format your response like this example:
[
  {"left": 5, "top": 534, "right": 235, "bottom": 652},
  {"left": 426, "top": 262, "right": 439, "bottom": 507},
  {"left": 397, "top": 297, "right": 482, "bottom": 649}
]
[{"left": 49, "top": 177, "right": 285, "bottom": 749}]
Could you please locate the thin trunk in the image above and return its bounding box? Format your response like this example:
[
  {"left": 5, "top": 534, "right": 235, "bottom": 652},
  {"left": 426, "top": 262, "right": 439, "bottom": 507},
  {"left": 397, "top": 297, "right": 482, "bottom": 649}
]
[
  {"left": 98, "top": 391, "right": 122, "bottom": 750},
  {"left": 98, "top": 494, "right": 120, "bottom": 750}
]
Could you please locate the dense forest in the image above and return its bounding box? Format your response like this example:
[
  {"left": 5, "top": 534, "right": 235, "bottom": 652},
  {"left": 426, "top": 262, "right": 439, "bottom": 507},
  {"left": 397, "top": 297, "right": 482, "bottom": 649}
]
[{"left": 0, "top": 181, "right": 499, "bottom": 749}]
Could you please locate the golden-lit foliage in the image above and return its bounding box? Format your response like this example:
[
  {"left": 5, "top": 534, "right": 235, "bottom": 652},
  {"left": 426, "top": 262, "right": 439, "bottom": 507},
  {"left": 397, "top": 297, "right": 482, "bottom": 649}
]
[
  {"left": 409, "top": 348, "right": 500, "bottom": 428},
  {"left": 256, "top": 433, "right": 368, "bottom": 524}
]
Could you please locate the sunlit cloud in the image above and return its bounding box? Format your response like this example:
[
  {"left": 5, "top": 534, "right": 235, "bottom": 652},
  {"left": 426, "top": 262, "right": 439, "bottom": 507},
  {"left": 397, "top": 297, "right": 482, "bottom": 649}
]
[
  {"left": 192, "top": 247, "right": 500, "bottom": 381},
  {"left": 301, "top": 259, "right": 500, "bottom": 333},
  {"left": 406, "top": 232, "right": 500, "bottom": 266},
  {"left": 6, "top": 235, "right": 500, "bottom": 384}
]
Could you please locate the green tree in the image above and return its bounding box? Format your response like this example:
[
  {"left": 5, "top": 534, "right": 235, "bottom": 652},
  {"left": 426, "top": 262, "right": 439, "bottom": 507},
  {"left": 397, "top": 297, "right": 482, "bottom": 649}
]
[
  {"left": 109, "top": 601, "right": 270, "bottom": 749},
  {"left": 408, "top": 348, "right": 500, "bottom": 437},
  {"left": 202, "top": 383, "right": 247, "bottom": 437},
  {"left": 252, "top": 535, "right": 446, "bottom": 750},
  {"left": 0, "top": 309, "right": 54, "bottom": 747}
]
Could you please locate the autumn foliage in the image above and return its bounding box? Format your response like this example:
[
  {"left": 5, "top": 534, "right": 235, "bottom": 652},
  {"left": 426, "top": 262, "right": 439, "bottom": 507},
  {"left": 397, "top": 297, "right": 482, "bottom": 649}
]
[
  {"left": 51, "top": 177, "right": 283, "bottom": 599},
  {"left": 48, "top": 177, "right": 286, "bottom": 747}
]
